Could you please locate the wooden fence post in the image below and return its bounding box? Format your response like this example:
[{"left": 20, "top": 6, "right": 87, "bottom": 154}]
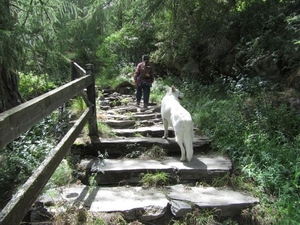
[
  {"left": 71, "top": 61, "right": 77, "bottom": 80},
  {"left": 85, "top": 63, "right": 100, "bottom": 144}
]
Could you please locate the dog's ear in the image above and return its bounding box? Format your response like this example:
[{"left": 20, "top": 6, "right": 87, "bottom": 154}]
[
  {"left": 171, "top": 85, "right": 176, "bottom": 92},
  {"left": 165, "top": 85, "right": 171, "bottom": 91}
]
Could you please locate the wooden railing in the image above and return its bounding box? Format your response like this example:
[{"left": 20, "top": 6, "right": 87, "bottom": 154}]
[{"left": 0, "top": 62, "right": 99, "bottom": 225}]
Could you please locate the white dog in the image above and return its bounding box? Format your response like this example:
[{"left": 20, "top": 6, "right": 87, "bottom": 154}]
[{"left": 161, "top": 85, "right": 194, "bottom": 162}]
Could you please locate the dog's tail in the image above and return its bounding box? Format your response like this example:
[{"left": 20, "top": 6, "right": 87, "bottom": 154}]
[{"left": 184, "top": 121, "right": 194, "bottom": 162}]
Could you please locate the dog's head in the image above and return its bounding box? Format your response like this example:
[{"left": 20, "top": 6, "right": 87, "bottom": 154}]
[{"left": 166, "top": 85, "right": 184, "bottom": 100}]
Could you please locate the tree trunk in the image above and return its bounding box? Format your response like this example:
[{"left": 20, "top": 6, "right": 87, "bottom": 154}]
[
  {"left": 0, "top": 0, "right": 23, "bottom": 113},
  {"left": 0, "top": 65, "right": 23, "bottom": 113}
]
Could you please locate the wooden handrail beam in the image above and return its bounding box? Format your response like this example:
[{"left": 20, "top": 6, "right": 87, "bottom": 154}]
[
  {"left": 73, "top": 62, "right": 86, "bottom": 77},
  {"left": 0, "top": 107, "right": 92, "bottom": 225},
  {"left": 0, "top": 75, "right": 93, "bottom": 149},
  {"left": 0, "top": 62, "right": 99, "bottom": 225}
]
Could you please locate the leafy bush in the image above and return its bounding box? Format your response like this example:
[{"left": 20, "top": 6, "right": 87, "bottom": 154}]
[
  {"left": 181, "top": 77, "right": 300, "bottom": 224},
  {"left": 18, "top": 72, "right": 57, "bottom": 100},
  {"left": 150, "top": 77, "right": 166, "bottom": 103},
  {"left": 44, "top": 159, "right": 74, "bottom": 190},
  {"left": 0, "top": 114, "right": 58, "bottom": 205},
  {"left": 70, "top": 96, "right": 87, "bottom": 117},
  {"left": 97, "top": 122, "right": 115, "bottom": 138}
]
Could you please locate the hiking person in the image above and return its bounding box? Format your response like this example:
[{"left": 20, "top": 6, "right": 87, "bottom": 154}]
[{"left": 133, "top": 54, "right": 155, "bottom": 108}]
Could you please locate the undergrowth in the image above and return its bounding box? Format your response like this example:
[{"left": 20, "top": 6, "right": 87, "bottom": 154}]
[
  {"left": 139, "top": 172, "right": 169, "bottom": 187},
  {"left": 18, "top": 72, "right": 57, "bottom": 100},
  {"left": 177, "top": 76, "right": 300, "bottom": 224},
  {"left": 0, "top": 114, "right": 58, "bottom": 207},
  {"left": 0, "top": 73, "right": 74, "bottom": 208},
  {"left": 3, "top": 70, "right": 300, "bottom": 224}
]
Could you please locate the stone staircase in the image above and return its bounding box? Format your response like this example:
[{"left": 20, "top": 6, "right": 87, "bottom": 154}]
[{"left": 40, "top": 91, "right": 259, "bottom": 224}]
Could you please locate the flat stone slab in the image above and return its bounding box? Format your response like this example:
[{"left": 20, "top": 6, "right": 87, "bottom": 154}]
[
  {"left": 102, "top": 120, "right": 136, "bottom": 128},
  {"left": 72, "top": 136, "right": 211, "bottom": 156},
  {"left": 170, "top": 200, "right": 192, "bottom": 217},
  {"left": 77, "top": 154, "right": 231, "bottom": 185},
  {"left": 163, "top": 155, "right": 233, "bottom": 182},
  {"left": 39, "top": 184, "right": 259, "bottom": 221},
  {"left": 167, "top": 184, "right": 260, "bottom": 217},
  {"left": 111, "top": 124, "right": 204, "bottom": 138},
  {"left": 101, "top": 135, "right": 210, "bottom": 148},
  {"left": 103, "top": 104, "right": 160, "bottom": 114},
  {"left": 112, "top": 125, "right": 172, "bottom": 137},
  {"left": 39, "top": 185, "right": 169, "bottom": 222},
  {"left": 103, "top": 113, "right": 161, "bottom": 121},
  {"left": 78, "top": 158, "right": 177, "bottom": 185}
]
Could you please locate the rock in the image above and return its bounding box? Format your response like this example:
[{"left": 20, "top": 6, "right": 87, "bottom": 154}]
[
  {"left": 167, "top": 184, "right": 260, "bottom": 217},
  {"left": 115, "top": 81, "right": 135, "bottom": 95},
  {"left": 77, "top": 154, "right": 231, "bottom": 185},
  {"left": 139, "top": 205, "right": 167, "bottom": 221},
  {"left": 102, "top": 120, "right": 136, "bottom": 128},
  {"left": 122, "top": 205, "right": 167, "bottom": 222},
  {"left": 99, "top": 99, "right": 110, "bottom": 106},
  {"left": 39, "top": 184, "right": 259, "bottom": 222},
  {"left": 170, "top": 200, "right": 192, "bottom": 217},
  {"left": 30, "top": 201, "right": 53, "bottom": 224},
  {"left": 71, "top": 136, "right": 211, "bottom": 157},
  {"left": 100, "top": 105, "right": 110, "bottom": 110}
]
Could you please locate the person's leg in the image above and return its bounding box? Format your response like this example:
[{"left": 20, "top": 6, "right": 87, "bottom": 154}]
[
  {"left": 143, "top": 85, "right": 150, "bottom": 108},
  {"left": 136, "top": 85, "right": 142, "bottom": 106}
]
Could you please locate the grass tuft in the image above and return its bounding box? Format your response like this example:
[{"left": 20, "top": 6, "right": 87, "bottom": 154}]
[{"left": 139, "top": 172, "right": 169, "bottom": 187}]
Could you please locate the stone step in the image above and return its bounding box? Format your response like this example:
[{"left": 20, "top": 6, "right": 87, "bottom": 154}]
[
  {"left": 103, "top": 112, "right": 161, "bottom": 121},
  {"left": 39, "top": 184, "right": 259, "bottom": 222},
  {"left": 112, "top": 125, "right": 173, "bottom": 137},
  {"left": 68, "top": 99, "right": 260, "bottom": 223},
  {"left": 101, "top": 116, "right": 161, "bottom": 129},
  {"left": 102, "top": 120, "right": 136, "bottom": 129},
  {"left": 76, "top": 154, "right": 230, "bottom": 186},
  {"left": 101, "top": 104, "right": 160, "bottom": 114},
  {"left": 72, "top": 136, "right": 211, "bottom": 157}
]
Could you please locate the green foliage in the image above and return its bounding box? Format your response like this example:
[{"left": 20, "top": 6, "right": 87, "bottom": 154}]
[
  {"left": 18, "top": 72, "right": 57, "bottom": 100},
  {"left": 95, "top": 62, "right": 133, "bottom": 89},
  {"left": 3, "top": 0, "right": 300, "bottom": 223},
  {"left": 171, "top": 208, "right": 219, "bottom": 225},
  {"left": 88, "top": 173, "right": 98, "bottom": 193},
  {"left": 44, "top": 159, "right": 74, "bottom": 190},
  {"left": 2, "top": 0, "right": 81, "bottom": 80},
  {"left": 54, "top": 207, "right": 88, "bottom": 225},
  {"left": 149, "top": 77, "right": 166, "bottom": 103},
  {"left": 53, "top": 204, "right": 128, "bottom": 225},
  {"left": 89, "top": 217, "right": 107, "bottom": 225},
  {"left": 97, "top": 122, "right": 115, "bottom": 138},
  {"left": 182, "top": 77, "right": 300, "bottom": 224},
  {"left": 139, "top": 171, "right": 169, "bottom": 187},
  {"left": 70, "top": 96, "right": 87, "bottom": 117},
  {"left": 120, "top": 97, "right": 130, "bottom": 105},
  {"left": 141, "top": 145, "right": 167, "bottom": 160},
  {"left": 0, "top": 114, "right": 57, "bottom": 204}
]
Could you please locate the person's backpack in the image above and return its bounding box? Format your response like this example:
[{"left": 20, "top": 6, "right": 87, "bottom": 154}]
[{"left": 139, "top": 62, "right": 152, "bottom": 78}]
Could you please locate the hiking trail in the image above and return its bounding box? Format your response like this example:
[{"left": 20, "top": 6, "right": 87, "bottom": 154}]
[{"left": 39, "top": 88, "right": 259, "bottom": 224}]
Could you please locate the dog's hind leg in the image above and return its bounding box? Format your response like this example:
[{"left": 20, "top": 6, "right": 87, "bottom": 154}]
[
  {"left": 162, "top": 118, "right": 169, "bottom": 139},
  {"left": 183, "top": 122, "right": 194, "bottom": 162},
  {"left": 175, "top": 133, "right": 186, "bottom": 161},
  {"left": 178, "top": 143, "right": 186, "bottom": 162}
]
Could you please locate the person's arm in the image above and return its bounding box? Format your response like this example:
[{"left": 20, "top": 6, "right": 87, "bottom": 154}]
[{"left": 133, "top": 63, "right": 141, "bottom": 85}]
